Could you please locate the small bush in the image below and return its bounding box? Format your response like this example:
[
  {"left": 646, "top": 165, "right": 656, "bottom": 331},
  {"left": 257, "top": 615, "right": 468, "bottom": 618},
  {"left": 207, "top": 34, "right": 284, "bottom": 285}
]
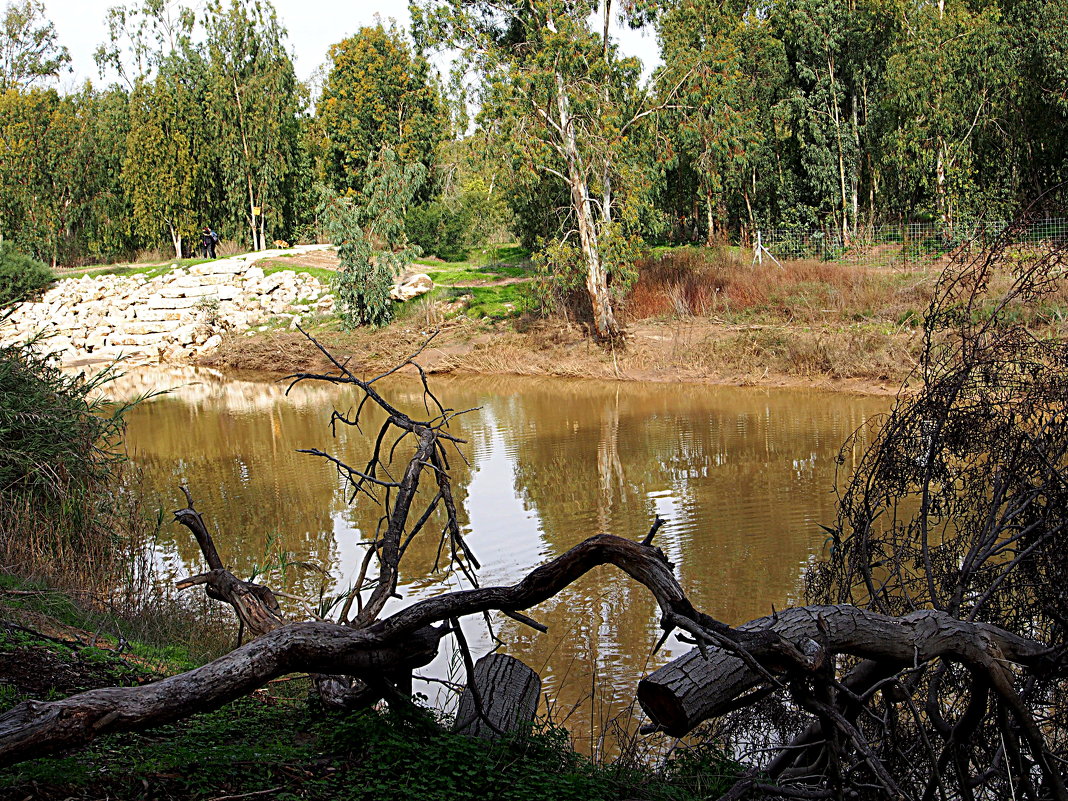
[
  {"left": 406, "top": 200, "right": 473, "bottom": 262},
  {"left": 328, "top": 202, "right": 396, "bottom": 329},
  {"left": 0, "top": 340, "right": 129, "bottom": 577},
  {"left": 0, "top": 242, "right": 54, "bottom": 306}
]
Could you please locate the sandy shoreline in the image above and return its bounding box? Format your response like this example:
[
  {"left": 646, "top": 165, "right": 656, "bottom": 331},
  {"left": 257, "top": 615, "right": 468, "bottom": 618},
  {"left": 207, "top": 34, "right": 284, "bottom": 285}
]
[{"left": 198, "top": 316, "right": 916, "bottom": 397}]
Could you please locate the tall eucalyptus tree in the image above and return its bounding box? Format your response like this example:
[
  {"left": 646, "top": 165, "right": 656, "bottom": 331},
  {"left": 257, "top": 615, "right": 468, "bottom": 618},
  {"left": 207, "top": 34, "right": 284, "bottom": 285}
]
[
  {"left": 0, "top": 0, "right": 69, "bottom": 91},
  {"left": 769, "top": 0, "right": 892, "bottom": 243},
  {"left": 318, "top": 24, "right": 444, "bottom": 196},
  {"left": 879, "top": 0, "right": 1010, "bottom": 233},
  {"left": 657, "top": 0, "right": 786, "bottom": 243},
  {"left": 204, "top": 0, "right": 302, "bottom": 251},
  {"left": 100, "top": 0, "right": 210, "bottom": 258},
  {"left": 414, "top": 0, "right": 665, "bottom": 342}
]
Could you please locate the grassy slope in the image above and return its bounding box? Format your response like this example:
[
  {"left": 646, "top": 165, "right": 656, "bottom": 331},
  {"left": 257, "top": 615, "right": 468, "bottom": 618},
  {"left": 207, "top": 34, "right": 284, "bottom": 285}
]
[{"left": 0, "top": 581, "right": 739, "bottom": 801}]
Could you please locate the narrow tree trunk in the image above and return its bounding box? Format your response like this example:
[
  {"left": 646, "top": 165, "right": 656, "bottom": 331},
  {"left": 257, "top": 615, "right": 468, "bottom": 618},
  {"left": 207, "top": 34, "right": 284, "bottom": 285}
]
[
  {"left": 743, "top": 168, "right": 756, "bottom": 234},
  {"left": 555, "top": 71, "right": 619, "bottom": 342},
  {"left": 705, "top": 187, "right": 715, "bottom": 248},
  {"left": 232, "top": 73, "right": 261, "bottom": 251},
  {"left": 828, "top": 54, "right": 851, "bottom": 247},
  {"left": 168, "top": 225, "right": 182, "bottom": 260},
  {"left": 936, "top": 139, "right": 953, "bottom": 237},
  {"left": 851, "top": 98, "right": 860, "bottom": 231}
]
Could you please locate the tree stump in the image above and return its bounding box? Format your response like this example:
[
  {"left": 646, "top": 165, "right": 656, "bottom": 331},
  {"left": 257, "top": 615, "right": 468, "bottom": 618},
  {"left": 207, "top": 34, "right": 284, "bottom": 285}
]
[{"left": 453, "top": 653, "right": 541, "bottom": 739}]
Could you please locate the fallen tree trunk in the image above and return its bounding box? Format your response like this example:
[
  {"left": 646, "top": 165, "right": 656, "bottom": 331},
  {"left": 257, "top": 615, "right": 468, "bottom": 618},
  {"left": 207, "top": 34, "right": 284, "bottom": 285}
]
[
  {"left": 0, "top": 533, "right": 734, "bottom": 765},
  {"left": 0, "top": 621, "right": 443, "bottom": 767},
  {"left": 0, "top": 536, "right": 1050, "bottom": 769},
  {"left": 638, "top": 604, "right": 1051, "bottom": 736}
]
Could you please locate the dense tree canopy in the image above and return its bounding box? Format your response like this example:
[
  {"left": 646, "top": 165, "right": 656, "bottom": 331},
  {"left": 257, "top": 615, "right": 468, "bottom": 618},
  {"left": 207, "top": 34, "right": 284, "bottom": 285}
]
[
  {"left": 319, "top": 24, "right": 444, "bottom": 195},
  {"left": 0, "top": 0, "right": 1062, "bottom": 276}
]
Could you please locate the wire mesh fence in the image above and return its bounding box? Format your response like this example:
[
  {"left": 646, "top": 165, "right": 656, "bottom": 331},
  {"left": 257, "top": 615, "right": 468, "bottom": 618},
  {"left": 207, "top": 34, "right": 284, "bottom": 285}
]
[{"left": 757, "top": 217, "right": 1068, "bottom": 269}]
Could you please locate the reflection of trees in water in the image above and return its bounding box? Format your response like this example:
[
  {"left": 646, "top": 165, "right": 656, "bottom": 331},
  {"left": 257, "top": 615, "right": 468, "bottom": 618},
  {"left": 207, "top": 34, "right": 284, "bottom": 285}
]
[
  {"left": 122, "top": 369, "right": 885, "bottom": 751},
  {"left": 125, "top": 373, "right": 484, "bottom": 605},
  {"left": 129, "top": 397, "right": 346, "bottom": 600},
  {"left": 504, "top": 380, "right": 882, "bottom": 624},
  {"left": 459, "top": 378, "right": 884, "bottom": 750}
]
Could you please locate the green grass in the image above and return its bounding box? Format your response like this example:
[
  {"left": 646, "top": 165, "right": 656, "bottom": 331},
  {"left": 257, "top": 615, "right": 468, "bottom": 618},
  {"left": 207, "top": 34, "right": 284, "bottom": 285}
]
[
  {"left": 414, "top": 244, "right": 530, "bottom": 270},
  {"left": 0, "top": 574, "right": 89, "bottom": 629},
  {"left": 259, "top": 263, "right": 336, "bottom": 283},
  {"left": 0, "top": 565, "right": 742, "bottom": 801},
  {"left": 424, "top": 264, "right": 529, "bottom": 284},
  {"left": 0, "top": 573, "right": 208, "bottom": 672},
  {"left": 63, "top": 258, "right": 212, "bottom": 281},
  {"left": 0, "top": 692, "right": 740, "bottom": 801}
]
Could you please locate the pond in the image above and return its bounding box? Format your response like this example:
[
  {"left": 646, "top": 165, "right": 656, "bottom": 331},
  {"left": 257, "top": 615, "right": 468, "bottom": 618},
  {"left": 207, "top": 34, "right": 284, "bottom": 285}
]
[{"left": 111, "top": 366, "right": 888, "bottom": 754}]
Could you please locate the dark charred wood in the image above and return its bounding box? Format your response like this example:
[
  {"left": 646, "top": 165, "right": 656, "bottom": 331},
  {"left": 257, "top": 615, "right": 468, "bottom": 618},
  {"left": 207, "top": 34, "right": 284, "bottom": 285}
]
[{"left": 453, "top": 653, "right": 541, "bottom": 739}]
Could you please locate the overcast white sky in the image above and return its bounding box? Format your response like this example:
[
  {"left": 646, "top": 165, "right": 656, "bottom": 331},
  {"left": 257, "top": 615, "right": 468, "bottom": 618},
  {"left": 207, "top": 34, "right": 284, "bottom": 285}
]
[{"left": 40, "top": 0, "right": 661, "bottom": 90}]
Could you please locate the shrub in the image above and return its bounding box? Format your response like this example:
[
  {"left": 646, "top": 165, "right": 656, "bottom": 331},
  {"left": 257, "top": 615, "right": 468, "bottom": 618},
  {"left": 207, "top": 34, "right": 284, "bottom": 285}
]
[
  {"left": 0, "top": 241, "right": 54, "bottom": 306},
  {"left": 325, "top": 148, "right": 425, "bottom": 329},
  {"left": 326, "top": 199, "right": 396, "bottom": 329},
  {"left": 405, "top": 200, "right": 473, "bottom": 262},
  {"left": 0, "top": 339, "right": 129, "bottom": 573}
]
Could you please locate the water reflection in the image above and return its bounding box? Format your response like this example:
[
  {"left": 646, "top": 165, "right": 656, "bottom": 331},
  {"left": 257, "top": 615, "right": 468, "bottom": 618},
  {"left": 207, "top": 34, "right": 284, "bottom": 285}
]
[{"left": 111, "top": 366, "right": 887, "bottom": 752}]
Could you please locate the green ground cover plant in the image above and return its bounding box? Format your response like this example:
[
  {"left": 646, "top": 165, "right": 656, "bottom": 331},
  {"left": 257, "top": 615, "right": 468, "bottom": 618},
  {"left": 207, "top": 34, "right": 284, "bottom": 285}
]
[
  {"left": 0, "top": 243, "right": 54, "bottom": 306},
  {"left": 0, "top": 616, "right": 740, "bottom": 801}
]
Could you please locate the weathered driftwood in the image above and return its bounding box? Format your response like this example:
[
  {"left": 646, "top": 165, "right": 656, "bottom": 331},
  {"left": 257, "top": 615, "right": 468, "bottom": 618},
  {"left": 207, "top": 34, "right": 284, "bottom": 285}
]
[
  {"left": 637, "top": 605, "right": 1051, "bottom": 736},
  {"left": 0, "top": 533, "right": 738, "bottom": 765},
  {"left": 173, "top": 489, "right": 285, "bottom": 638},
  {"left": 453, "top": 653, "right": 541, "bottom": 739},
  {"left": 0, "top": 621, "right": 443, "bottom": 767},
  {"left": 0, "top": 532, "right": 1051, "bottom": 770}
]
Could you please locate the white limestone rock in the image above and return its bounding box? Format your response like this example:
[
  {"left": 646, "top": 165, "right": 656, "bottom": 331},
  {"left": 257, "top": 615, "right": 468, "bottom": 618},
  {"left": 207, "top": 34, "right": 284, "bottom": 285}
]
[{"left": 390, "top": 273, "right": 435, "bottom": 302}]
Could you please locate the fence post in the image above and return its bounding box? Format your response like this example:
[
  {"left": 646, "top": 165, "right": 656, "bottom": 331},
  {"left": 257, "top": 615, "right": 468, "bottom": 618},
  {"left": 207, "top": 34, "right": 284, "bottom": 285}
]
[
  {"left": 755, "top": 231, "right": 763, "bottom": 266},
  {"left": 901, "top": 221, "right": 907, "bottom": 270}
]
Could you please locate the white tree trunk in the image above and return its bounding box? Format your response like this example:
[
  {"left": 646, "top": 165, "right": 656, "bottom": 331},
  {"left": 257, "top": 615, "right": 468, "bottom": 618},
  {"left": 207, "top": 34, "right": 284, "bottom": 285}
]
[{"left": 555, "top": 71, "right": 619, "bottom": 341}]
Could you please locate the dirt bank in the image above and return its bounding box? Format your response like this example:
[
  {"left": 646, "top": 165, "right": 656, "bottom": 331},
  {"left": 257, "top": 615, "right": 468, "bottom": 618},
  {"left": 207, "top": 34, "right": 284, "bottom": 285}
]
[{"left": 199, "top": 316, "right": 919, "bottom": 396}]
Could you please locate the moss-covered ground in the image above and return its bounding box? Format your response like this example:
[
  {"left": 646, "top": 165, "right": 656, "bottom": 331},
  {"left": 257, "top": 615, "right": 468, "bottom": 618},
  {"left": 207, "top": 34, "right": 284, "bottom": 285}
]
[{"left": 0, "top": 580, "right": 739, "bottom": 801}]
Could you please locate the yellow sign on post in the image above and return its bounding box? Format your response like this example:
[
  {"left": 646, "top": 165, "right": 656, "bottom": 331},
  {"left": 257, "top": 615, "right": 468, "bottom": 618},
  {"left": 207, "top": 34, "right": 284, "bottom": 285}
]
[{"left": 252, "top": 206, "right": 261, "bottom": 216}]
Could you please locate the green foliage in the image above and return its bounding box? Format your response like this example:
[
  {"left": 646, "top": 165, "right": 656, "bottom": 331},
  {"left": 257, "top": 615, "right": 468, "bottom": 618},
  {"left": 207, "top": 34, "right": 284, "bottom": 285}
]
[
  {"left": 406, "top": 182, "right": 508, "bottom": 261},
  {"left": 0, "top": 0, "right": 70, "bottom": 91},
  {"left": 326, "top": 147, "right": 426, "bottom": 328},
  {"left": 327, "top": 201, "right": 392, "bottom": 327},
  {"left": 0, "top": 0, "right": 1065, "bottom": 271},
  {"left": 0, "top": 335, "right": 140, "bottom": 582},
  {"left": 0, "top": 339, "right": 124, "bottom": 514},
  {"left": 123, "top": 70, "right": 200, "bottom": 258},
  {"left": 1, "top": 690, "right": 739, "bottom": 801},
  {"left": 205, "top": 0, "right": 304, "bottom": 251},
  {"left": 0, "top": 86, "right": 136, "bottom": 266},
  {"left": 0, "top": 240, "right": 52, "bottom": 304},
  {"left": 415, "top": 0, "right": 656, "bottom": 338},
  {"left": 529, "top": 225, "right": 638, "bottom": 318},
  {"left": 319, "top": 23, "right": 445, "bottom": 194}
]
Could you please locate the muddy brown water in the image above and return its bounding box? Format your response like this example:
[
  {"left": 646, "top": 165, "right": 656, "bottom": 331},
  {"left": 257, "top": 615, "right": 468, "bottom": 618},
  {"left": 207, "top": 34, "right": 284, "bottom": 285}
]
[{"left": 112, "top": 366, "right": 888, "bottom": 754}]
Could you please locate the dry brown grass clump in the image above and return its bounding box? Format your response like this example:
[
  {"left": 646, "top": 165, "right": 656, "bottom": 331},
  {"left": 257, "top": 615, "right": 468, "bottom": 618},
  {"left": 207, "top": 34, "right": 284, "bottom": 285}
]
[{"left": 624, "top": 246, "right": 937, "bottom": 325}]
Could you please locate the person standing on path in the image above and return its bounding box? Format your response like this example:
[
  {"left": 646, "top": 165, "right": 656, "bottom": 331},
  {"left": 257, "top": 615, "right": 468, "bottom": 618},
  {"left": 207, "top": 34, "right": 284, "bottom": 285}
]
[{"left": 202, "top": 227, "right": 219, "bottom": 259}]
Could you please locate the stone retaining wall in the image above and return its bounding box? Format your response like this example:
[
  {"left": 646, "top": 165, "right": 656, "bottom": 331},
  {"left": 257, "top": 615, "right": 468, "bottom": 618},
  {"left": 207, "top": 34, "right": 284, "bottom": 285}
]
[{"left": 1, "top": 247, "right": 333, "bottom": 365}]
